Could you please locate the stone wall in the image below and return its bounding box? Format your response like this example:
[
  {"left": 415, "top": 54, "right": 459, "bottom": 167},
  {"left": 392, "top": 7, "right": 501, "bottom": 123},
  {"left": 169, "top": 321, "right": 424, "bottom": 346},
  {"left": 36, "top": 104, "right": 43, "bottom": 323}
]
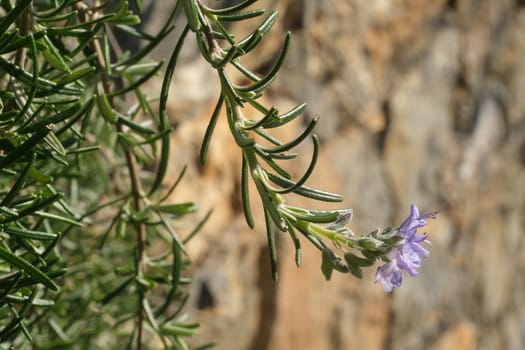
[{"left": 147, "top": 1, "right": 525, "bottom": 349}]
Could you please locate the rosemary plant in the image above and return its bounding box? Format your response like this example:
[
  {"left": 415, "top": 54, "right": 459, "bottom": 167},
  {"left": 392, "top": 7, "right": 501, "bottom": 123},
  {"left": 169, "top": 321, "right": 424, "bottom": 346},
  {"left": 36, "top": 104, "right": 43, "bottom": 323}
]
[
  {"left": 182, "top": 0, "right": 437, "bottom": 286},
  {"left": 0, "top": 0, "right": 438, "bottom": 348},
  {"left": 1, "top": 1, "right": 211, "bottom": 349}
]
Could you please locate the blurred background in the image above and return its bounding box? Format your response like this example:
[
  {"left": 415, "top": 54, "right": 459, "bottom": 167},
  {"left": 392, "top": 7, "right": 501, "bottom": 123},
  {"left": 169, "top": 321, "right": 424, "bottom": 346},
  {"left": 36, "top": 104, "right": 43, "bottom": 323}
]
[{"left": 137, "top": 0, "right": 525, "bottom": 349}]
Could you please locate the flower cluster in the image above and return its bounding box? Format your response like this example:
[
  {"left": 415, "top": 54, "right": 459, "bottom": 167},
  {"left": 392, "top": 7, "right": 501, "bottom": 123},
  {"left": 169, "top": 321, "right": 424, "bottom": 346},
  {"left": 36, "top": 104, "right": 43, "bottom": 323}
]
[{"left": 375, "top": 205, "right": 439, "bottom": 292}]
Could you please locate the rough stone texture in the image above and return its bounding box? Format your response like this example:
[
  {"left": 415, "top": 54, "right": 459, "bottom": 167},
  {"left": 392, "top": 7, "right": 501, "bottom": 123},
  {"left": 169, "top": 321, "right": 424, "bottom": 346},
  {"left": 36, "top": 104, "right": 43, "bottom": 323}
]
[{"left": 141, "top": 0, "right": 525, "bottom": 349}]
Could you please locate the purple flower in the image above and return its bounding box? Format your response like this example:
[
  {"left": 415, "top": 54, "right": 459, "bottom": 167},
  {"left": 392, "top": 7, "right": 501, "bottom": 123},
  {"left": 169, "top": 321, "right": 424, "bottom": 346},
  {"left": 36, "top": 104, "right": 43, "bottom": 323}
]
[{"left": 375, "top": 204, "right": 438, "bottom": 292}]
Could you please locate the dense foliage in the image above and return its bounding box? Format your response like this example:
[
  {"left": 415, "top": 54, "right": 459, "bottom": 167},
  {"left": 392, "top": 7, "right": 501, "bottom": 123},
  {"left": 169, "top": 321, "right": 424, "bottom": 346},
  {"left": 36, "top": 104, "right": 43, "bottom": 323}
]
[{"left": 0, "top": 1, "right": 209, "bottom": 348}]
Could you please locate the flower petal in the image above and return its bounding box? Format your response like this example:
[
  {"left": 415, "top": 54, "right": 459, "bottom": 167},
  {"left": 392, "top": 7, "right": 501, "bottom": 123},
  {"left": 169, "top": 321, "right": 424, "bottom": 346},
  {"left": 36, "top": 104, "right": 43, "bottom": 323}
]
[
  {"left": 376, "top": 261, "right": 404, "bottom": 292},
  {"left": 407, "top": 241, "right": 430, "bottom": 259},
  {"left": 396, "top": 250, "right": 420, "bottom": 276}
]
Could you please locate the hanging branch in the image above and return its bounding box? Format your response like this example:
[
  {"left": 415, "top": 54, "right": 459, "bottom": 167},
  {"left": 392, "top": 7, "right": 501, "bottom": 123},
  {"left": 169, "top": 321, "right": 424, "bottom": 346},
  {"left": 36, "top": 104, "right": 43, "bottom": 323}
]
[{"left": 176, "top": 0, "right": 438, "bottom": 286}]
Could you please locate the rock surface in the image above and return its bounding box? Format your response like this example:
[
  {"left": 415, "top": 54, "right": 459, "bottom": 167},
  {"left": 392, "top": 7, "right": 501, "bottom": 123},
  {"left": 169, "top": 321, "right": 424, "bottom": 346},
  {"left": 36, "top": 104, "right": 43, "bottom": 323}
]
[{"left": 143, "top": 1, "right": 525, "bottom": 349}]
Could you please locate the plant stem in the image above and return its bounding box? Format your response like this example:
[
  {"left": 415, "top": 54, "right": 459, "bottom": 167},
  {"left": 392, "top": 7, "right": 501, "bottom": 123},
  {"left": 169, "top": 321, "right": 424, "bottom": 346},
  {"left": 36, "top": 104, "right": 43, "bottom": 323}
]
[
  {"left": 8, "top": 2, "right": 32, "bottom": 114},
  {"left": 197, "top": 0, "right": 222, "bottom": 56},
  {"left": 73, "top": 2, "right": 146, "bottom": 349},
  {"left": 15, "top": 3, "right": 32, "bottom": 68}
]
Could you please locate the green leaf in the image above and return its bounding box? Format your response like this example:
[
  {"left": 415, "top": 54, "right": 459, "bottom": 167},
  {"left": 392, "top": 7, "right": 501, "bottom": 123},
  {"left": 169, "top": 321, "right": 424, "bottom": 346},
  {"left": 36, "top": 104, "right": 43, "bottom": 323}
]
[
  {"left": 0, "top": 246, "right": 59, "bottom": 291},
  {"left": 275, "top": 135, "right": 320, "bottom": 194},
  {"left": 253, "top": 147, "right": 291, "bottom": 179},
  {"left": 193, "top": 343, "right": 217, "bottom": 350},
  {"left": 237, "top": 32, "right": 290, "bottom": 94},
  {"left": 252, "top": 168, "right": 286, "bottom": 231},
  {"left": 33, "top": 10, "right": 78, "bottom": 23},
  {"left": 262, "top": 103, "right": 307, "bottom": 129},
  {"left": 150, "top": 24, "right": 190, "bottom": 195},
  {"left": 240, "top": 154, "right": 254, "bottom": 229},
  {"left": 115, "top": 16, "right": 175, "bottom": 68},
  {"left": 0, "top": 127, "right": 52, "bottom": 170},
  {"left": 217, "top": 9, "right": 265, "bottom": 22},
  {"left": 0, "top": 56, "right": 82, "bottom": 96},
  {"left": 0, "top": 269, "right": 65, "bottom": 290},
  {"left": 0, "top": 155, "right": 35, "bottom": 206},
  {"left": 0, "top": 30, "right": 19, "bottom": 54},
  {"left": 96, "top": 87, "right": 118, "bottom": 124},
  {"left": 343, "top": 253, "right": 367, "bottom": 278},
  {"left": 39, "top": 35, "right": 71, "bottom": 72},
  {"left": 33, "top": 0, "right": 75, "bottom": 18},
  {"left": 284, "top": 206, "right": 341, "bottom": 224},
  {"left": 33, "top": 211, "right": 82, "bottom": 227},
  {"left": 154, "top": 203, "right": 198, "bottom": 217},
  {"left": 117, "top": 115, "right": 156, "bottom": 135},
  {"left": 161, "top": 323, "right": 198, "bottom": 337},
  {"left": 264, "top": 210, "right": 278, "bottom": 282},
  {"left": 243, "top": 106, "right": 278, "bottom": 129},
  {"left": 259, "top": 115, "right": 319, "bottom": 154},
  {"left": 55, "top": 97, "right": 95, "bottom": 135},
  {"left": 182, "top": 209, "right": 212, "bottom": 244},
  {"left": 285, "top": 219, "right": 301, "bottom": 267},
  {"left": 16, "top": 34, "right": 40, "bottom": 122},
  {"left": 28, "top": 167, "right": 54, "bottom": 183},
  {"left": 105, "top": 1, "right": 140, "bottom": 25},
  {"left": 54, "top": 66, "right": 96, "bottom": 85},
  {"left": 253, "top": 128, "right": 282, "bottom": 146},
  {"left": 170, "top": 240, "right": 182, "bottom": 297},
  {"left": 110, "top": 61, "right": 163, "bottom": 97},
  {"left": 10, "top": 193, "right": 62, "bottom": 223},
  {"left": 200, "top": 96, "right": 223, "bottom": 165},
  {"left": 0, "top": 30, "right": 47, "bottom": 54},
  {"left": 3, "top": 227, "right": 58, "bottom": 241},
  {"left": 132, "top": 0, "right": 143, "bottom": 13},
  {"left": 321, "top": 249, "right": 334, "bottom": 281},
  {"left": 135, "top": 276, "right": 156, "bottom": 291},
  {"left": 114, "top": 24, "right": 155, "bottom": 41},
  {"left": 18, "top": 103, "right": 81, "bottom": 134},
  {"left": 231, "top": 59, "right": 261, "bottom": 82},
  {"left": 236, "top": 11, "right": 279, "bottom": 55},
  {"left": 143, "top": 298, "right": 161, "bottom": 333},
  {"left": 182, "top": 0, "right": 202, "bottom": 32},
  {"left": 107, "top": 13, "right": 140, "bottom": 25},
  {"left": 357, "top": 237, "right": 386, "bottom": 251},
  {"left": 266, "top": 173, "right": 343, "bottom": 202},
  {"left": 99, "top": 276, "right": 134, "bottom": 305},
  {"left": 0, "top": 206, "right": 19, "bottom": 217},
  {"left": 205, "top": 0, "right": 258, "bottom": 14}
]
